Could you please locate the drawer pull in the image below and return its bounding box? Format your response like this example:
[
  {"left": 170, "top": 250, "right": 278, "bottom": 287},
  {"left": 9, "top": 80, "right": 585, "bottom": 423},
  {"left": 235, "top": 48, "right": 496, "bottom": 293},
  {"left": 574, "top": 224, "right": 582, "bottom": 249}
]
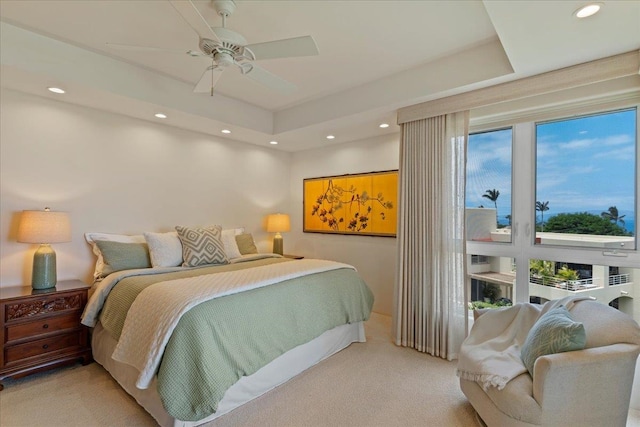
[
  {"left": 42, "top": 344, "right": 49, "bottom": 349},
  {"left": 43, "top": 324, "right": 49, "bottom": 329}
]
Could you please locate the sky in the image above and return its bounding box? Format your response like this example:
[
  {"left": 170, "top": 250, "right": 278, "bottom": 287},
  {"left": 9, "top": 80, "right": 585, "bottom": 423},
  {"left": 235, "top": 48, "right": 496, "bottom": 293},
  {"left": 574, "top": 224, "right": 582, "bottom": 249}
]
[{"left": 466, "top": 108, "right": 636, "bottom": 233}]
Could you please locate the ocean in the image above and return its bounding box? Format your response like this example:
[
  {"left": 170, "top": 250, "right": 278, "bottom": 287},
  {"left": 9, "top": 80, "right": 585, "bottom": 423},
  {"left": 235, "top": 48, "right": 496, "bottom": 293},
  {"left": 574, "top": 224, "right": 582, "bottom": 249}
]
[{"left": 497, "top": 214, "right": 635, "bottom": 235}]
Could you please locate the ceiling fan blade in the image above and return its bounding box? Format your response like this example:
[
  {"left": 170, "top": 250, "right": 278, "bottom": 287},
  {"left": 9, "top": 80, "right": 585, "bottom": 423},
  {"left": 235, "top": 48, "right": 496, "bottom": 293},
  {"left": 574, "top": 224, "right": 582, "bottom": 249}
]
[
  {"left": 194, "top": 66, "right": 224, "bottom": 93},
  {"left": 169, "top": 0, "right": 220, "bottom": 43},
  {"left": 241, "top": 63, "right": 296, "bottom": 94},
  {"left": 245, "top": 35, "right": 319, "bottom": 61},
  {"left": 106, "top": 43, "right": 205, "bottom": 56}
]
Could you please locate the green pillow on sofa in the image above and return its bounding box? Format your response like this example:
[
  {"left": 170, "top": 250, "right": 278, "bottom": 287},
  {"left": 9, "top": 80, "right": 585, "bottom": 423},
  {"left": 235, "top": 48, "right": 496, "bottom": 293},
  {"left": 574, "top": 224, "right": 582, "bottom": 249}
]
[{"left": 521, "top": 305, "right": 586, "bottom": 375}]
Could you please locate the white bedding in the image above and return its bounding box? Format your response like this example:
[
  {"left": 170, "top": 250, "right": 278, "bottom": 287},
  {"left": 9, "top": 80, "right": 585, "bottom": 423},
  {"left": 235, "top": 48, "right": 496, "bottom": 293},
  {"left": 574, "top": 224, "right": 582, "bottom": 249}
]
[{"left": 82, "top": 253, "right": 283, "bottom": 327}]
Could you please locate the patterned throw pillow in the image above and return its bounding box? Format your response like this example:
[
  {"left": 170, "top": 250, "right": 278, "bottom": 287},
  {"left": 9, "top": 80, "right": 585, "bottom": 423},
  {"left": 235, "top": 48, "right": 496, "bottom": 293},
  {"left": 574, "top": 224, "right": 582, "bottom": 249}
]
[
  {"left": 521, "top": 305, "right": 586, "bottom": 375},
  {"left": 175, "top": 225, "right": 229, "bottom": 267}
]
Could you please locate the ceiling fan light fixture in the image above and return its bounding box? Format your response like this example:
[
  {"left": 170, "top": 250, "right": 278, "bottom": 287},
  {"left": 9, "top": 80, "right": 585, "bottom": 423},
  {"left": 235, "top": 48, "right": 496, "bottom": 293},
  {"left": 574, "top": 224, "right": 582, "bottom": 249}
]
[
  {"left": 47, "top": 87, "right": 65, "bottom": 94},
  {"left": 326, "top": 135, "right": 335, "bottom": 140},
  {"left": 269, "top": 141, "right": 278, "bottom": 145},
  {"left": 574, "top": 3, "right": 602, "bottom": 18}
]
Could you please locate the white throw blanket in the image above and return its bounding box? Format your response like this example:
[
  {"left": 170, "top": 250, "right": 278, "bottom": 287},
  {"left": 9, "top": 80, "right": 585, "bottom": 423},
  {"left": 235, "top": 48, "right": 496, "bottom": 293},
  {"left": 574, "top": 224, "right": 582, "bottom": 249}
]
[
  {"left": 81, "top": 253, "right": 283, "bottom": 327},
  {"left": 456, "top": 296, "right": 591, "bottom": 390},
  {"left": 110, "top": 259, "right": 355, "bottom": 389}
]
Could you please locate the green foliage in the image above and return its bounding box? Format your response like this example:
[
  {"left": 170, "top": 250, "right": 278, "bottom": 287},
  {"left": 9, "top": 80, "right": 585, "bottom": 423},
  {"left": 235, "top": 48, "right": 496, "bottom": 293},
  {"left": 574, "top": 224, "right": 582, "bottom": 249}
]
[
  {"left": 481, "top": 283, "right": 500, "bottom": 302},
  {"left": 543, "top": 212, "right": 631, "bottom": 236},
  {"left": 482, "top": 189, "right": 500, "bottom": 222},
  {"left": 556, "top": 264, "right": 579, "bottom": 281},
  {"left": 536, "top": 201, "right": 550, "bottom": 231},
  {"left": 601, "top": 206, "right": 626, "bottom": 226},
  {"left": 529, "top": 259, "right": 555, "bottom": 277},
  {"left": 468, "top": 300, "right": 512, "bottom": 310}
]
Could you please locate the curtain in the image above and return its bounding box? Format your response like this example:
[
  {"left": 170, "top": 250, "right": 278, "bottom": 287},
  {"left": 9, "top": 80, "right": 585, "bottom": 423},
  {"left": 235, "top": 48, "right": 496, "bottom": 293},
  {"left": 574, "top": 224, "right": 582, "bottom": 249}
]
[{"left": 393, "top": 111, "right": 469, "bottom": 360}]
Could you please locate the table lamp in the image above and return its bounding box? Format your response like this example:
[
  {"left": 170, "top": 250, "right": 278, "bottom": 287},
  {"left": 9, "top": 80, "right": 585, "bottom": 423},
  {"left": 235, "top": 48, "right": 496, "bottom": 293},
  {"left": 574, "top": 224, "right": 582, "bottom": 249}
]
[
  {"left": 17, "top": 207, "right": 71, "bottom": 289},
  {"left": 266, "top": 213, "right": 290, "bottom": 255}
]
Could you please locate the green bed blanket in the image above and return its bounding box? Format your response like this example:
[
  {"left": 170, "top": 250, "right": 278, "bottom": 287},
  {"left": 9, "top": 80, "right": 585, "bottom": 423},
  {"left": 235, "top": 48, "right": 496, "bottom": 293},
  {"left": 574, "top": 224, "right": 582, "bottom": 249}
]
[{"left": 98, "top": 258, "right": 373, "bottom": 421}]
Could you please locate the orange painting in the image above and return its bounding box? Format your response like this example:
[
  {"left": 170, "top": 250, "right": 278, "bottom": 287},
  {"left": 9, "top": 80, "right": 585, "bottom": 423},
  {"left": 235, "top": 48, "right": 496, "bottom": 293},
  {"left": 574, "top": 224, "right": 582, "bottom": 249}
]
[{"left": 303, "top": 170, "right": 398, "bottom": 236}]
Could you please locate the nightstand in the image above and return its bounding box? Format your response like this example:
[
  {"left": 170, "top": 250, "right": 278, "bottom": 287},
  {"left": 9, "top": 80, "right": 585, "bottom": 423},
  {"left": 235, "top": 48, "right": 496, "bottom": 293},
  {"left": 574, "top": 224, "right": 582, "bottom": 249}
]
[
  {"left": 284, "top": 254, "right": 304, "bottom": 259},
  {"left": 0, "top": 280, "right": 92, "bottom": 390}
]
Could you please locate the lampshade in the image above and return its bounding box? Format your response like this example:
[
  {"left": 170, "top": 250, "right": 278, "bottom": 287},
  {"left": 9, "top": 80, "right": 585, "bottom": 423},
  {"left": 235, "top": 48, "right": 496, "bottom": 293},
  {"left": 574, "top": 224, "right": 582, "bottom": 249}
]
[
  {"left": 17, "top": 208, "right": 71, "bottom": 290},
  {"left": 266, "top": 214, "right": 291, "bottom": 233},
  {"left": 18, "top": 209, "right": 71, "bottom": 244}
]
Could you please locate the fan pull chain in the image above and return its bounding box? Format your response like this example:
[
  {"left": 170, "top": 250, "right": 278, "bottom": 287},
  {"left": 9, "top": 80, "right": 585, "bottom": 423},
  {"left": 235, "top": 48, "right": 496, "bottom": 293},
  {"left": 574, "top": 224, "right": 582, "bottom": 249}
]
[{"left": 210, "top": 55, "right": 216, "bottom": 96}]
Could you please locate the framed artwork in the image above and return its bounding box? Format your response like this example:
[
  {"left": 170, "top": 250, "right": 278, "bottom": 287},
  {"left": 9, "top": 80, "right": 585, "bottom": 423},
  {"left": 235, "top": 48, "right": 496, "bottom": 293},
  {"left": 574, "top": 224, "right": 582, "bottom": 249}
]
[{"left": 303, "top": 170, "right": 398, "bottom": 237}]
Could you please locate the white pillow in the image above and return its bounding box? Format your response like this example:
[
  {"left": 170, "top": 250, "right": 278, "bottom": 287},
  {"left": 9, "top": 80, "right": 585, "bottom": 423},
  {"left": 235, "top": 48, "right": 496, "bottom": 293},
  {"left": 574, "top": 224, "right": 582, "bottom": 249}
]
[
  {"left": 85, "top": 232, "right": 145, "bottom": 280},
  {"left": 144, "top": 231, "right": 183, "bottom": 268},
  {"left": 221, "top": 228, "right": 243, "bottom": 259}
]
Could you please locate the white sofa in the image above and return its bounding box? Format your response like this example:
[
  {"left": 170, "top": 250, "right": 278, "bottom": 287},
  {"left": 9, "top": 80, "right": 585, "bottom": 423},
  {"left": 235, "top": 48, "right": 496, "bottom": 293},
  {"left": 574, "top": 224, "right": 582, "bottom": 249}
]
[{"left": 460, "top": 299, "right": 640, "bottom": 426}]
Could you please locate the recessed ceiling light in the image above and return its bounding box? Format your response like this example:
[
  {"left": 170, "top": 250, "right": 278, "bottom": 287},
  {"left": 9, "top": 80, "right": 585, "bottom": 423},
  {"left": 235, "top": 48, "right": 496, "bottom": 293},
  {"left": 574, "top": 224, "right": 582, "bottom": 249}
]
[
  {"left": 269, "top": 141, "right": 278, "bottom": 145},
  {"left": 574, "top": 3, "right": 602, "bottom": 18},
  {"left": 47, "top": 87, "right": 65, "bottom": 94},
  {"left": 379, "top": 123, "right": 390, "bottom": 128},
  {"left": 326, "top": 135, "right": 335, "bottom": 140},
  {"left": 154, "top": 113, "right": 167, "bottom": 119},
  {"left": 221, "top": 129, "right": 231, "bottom": 134}
]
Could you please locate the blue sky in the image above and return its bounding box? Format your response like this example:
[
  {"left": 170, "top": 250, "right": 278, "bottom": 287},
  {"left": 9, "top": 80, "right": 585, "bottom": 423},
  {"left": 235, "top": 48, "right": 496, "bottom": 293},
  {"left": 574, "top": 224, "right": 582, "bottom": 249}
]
[{"left": 466, "top": 109, "right": 636, "bottom": 231}]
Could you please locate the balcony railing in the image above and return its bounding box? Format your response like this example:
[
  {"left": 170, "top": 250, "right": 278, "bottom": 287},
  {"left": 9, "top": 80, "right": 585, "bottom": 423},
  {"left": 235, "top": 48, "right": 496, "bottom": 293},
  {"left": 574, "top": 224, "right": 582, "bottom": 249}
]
[
  {"left": 529, "top": 275, "right": 598, "bottom": 291},
  {"left": 609, "top": 274, "right": 631, "bottom": 286}
]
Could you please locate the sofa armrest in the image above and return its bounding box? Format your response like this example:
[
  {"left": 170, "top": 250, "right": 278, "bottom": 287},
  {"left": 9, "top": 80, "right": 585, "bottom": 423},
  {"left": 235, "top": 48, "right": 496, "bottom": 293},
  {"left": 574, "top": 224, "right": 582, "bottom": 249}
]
[{"left": 532, "top": 343, "right": 639, "bottom": 425}]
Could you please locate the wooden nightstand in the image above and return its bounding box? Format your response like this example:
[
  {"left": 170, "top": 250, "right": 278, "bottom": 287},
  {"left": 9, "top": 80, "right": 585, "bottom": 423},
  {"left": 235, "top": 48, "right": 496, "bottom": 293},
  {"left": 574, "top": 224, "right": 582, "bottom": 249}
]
[
  {"left": 284, "top": 254, "right": 304, "bottom": 259},
  {"left": 0, "top": 280, "right": 92, "bottom": 390}
]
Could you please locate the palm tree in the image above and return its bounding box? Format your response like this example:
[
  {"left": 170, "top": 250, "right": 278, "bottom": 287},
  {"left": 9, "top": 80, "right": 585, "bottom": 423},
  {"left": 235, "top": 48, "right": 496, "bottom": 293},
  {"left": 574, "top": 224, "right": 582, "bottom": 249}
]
[
  {"left": 482, "top": 189, "right": 500, "bottom": 224},
  {"left": 536, "top": 201, "right": 549, "bottom": 232},
  {"left": 601, "top": 206, "right": 625, "bottom": 226}
]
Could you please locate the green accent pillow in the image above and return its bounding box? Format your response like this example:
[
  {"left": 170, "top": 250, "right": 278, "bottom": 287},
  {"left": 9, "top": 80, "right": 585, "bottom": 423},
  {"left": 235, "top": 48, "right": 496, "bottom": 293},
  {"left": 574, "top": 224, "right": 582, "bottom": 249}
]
[
  {"left": 93, "top": 240, "right": 151, "bottom": 277},
  {"left": 235, "top": 233, "right": 258, "bottom": 255},
  {"left": 521, "top": 305, "right": 586, "bottom": 375}
]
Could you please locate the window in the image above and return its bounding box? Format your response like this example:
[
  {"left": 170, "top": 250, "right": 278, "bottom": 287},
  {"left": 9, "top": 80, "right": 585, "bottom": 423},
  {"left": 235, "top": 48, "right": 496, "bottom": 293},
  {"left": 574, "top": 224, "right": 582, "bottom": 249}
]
[
  {"left": 466, "top": 128, "right": 512, "bottom": 243},
  {"left": 535, "top": 109, "right": 636, "bottom": 250},
  {"left": 466, "top": 106, "right": 639, "bottom": 321}
]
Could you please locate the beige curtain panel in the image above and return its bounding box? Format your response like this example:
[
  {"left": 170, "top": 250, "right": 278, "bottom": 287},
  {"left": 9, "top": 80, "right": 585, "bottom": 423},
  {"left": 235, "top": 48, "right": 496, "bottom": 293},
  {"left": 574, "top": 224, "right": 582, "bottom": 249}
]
[{"left": 394, "top": 111, "right": 469, "bottom": 360}]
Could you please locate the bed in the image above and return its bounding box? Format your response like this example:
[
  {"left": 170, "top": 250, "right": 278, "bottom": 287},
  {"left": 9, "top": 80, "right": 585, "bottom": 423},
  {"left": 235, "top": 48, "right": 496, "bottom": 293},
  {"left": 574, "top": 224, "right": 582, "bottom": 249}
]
[{"left": 81, "top": 250, "right": 374, "bottom": 427}]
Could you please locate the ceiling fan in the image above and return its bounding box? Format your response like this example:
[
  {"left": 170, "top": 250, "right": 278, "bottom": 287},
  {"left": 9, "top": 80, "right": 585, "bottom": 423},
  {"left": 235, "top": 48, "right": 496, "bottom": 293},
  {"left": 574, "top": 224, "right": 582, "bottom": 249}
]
[{"left": 108, "top": 0, "right": 319, "bottom": 95}]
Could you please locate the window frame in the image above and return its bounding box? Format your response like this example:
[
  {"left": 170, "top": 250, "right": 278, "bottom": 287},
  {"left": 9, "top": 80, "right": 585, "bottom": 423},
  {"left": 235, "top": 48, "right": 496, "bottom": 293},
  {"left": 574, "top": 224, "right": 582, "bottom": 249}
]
[{"left": 466, "top": 103, "right": 640, "bottom": 304}]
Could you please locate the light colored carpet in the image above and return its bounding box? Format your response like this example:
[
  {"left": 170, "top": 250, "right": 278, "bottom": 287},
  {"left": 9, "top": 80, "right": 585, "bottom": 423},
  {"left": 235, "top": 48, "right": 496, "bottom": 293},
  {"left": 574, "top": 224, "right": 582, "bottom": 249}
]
[
  {"left": 0, "top": 313, "right": 475, "bottom": 427},
  {"left": 2, "top": 313, "right": 637, "bottom": 426}
]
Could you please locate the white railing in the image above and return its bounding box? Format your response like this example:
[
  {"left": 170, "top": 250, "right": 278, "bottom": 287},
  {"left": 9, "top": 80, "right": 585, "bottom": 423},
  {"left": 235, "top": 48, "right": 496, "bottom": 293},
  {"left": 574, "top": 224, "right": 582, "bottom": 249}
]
[
  {"left": 609, "top": 274, "right": 631, "bottom": 286},
  {"left": 529, "top": 275, "right": 599, "bottom": 291}
]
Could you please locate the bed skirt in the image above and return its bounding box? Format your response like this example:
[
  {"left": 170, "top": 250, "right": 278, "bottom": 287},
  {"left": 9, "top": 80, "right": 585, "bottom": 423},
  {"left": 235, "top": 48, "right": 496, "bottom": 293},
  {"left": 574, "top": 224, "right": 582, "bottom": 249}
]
[{"left": 92, "top": 320, "right": 366, "bottom": 427}]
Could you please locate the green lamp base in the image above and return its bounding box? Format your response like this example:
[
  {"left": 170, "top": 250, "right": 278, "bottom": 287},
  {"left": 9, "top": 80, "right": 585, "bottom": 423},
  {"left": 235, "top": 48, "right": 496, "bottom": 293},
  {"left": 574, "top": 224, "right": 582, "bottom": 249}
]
[
  {"left": 32, "top": 244, "right": 57, "bottom": 290},
  {"left": 272, "top": 234, "right": 284, "bottom": 255}
]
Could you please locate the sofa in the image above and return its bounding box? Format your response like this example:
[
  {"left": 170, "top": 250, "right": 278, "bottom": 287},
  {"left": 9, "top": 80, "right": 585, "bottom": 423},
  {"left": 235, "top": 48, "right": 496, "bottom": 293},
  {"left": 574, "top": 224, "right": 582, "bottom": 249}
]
[{"left": 459, "top": 299, "right": 640, "bottom": 426}]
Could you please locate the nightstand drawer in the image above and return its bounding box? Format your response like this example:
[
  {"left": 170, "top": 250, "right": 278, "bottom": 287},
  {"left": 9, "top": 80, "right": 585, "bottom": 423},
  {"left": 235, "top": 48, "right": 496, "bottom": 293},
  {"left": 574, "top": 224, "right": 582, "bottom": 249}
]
[
  {"left": 5, "top": 313, "right": 80, "bottom": 343},
  {"left": 5, "top": 332, "right": 81, "bottom": 364},
  {"left": 4, "top": 293, "right": 85, "bottom": 322}
]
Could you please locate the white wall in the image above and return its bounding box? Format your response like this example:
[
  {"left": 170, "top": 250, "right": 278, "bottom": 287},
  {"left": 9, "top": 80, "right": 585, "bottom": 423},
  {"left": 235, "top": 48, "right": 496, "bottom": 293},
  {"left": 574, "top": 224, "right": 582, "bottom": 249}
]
[
  {"left": 289, "top": 134, "right": 400, "bottom": 315},
  {"left": 0, "top": 88, "right": 400, "bottom": 316},
  {"left": 0, "top": 89, "right": 291, "bottom": 286}
]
